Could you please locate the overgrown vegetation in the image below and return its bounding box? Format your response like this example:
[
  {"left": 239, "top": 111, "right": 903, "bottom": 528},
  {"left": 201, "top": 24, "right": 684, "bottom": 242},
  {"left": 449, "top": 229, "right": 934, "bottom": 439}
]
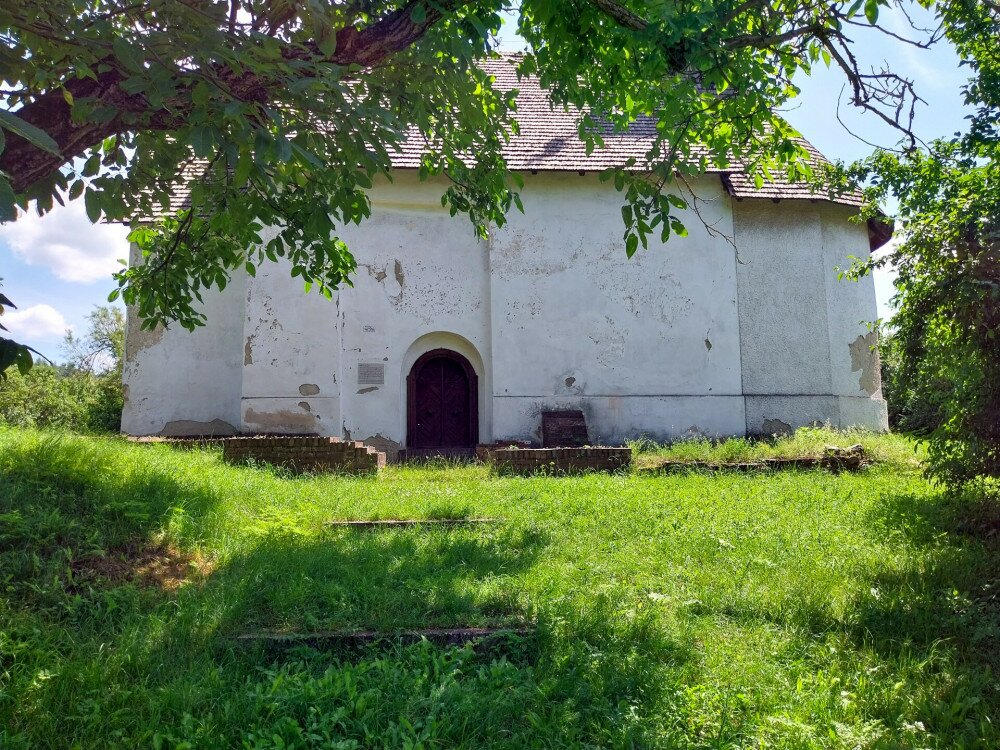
[
  {"left": 629, "top": 425, "right": 923, "bottom": 467},
  {"left": 843, "top": 0, "right": 1000, "bottom": 485},
  {"left": 0, "top": 305, "right": 124, "bottom": 432},
  {"left": 0, "top": 365, "right": 121, "bottom": 432},
  {"left": 879, "top": 330, "right": 944, "bottom": 435},
  {"left": 2, "top": 427, "right": 997, "bottom": 748}
]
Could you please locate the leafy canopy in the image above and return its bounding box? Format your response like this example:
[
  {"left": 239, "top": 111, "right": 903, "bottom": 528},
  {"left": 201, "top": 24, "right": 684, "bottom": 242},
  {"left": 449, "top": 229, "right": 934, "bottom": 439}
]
[
  {"left": 838, "top": 0, "right": 1000, "bottom": 484},
  {"left": 1, "top": 1, "right": 941, "bottom": 331}
]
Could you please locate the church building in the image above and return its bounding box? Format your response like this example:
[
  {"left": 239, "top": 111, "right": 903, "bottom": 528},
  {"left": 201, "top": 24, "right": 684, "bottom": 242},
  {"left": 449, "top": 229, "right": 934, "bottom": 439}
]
[{"left": 122, "top": 58, "right": 889, "bottom": 454}]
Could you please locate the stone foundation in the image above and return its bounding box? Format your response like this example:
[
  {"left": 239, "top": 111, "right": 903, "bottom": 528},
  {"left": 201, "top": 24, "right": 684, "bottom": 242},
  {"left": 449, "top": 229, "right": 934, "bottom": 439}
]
[
  {"left": 222, "top": 436, "right": 385, "bottom": 474},
  {"left": 491, "top": 447, "right": 632, "bottom": 475}
]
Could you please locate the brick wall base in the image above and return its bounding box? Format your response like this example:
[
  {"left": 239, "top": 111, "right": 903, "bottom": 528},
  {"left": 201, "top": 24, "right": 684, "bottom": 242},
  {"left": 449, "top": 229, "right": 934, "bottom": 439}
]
[
  {"left": 222, "top": 436, "right": 385, "bottom": 474},
  {"left": 491, "top": 447, "right": 632, "bottom": 475}
]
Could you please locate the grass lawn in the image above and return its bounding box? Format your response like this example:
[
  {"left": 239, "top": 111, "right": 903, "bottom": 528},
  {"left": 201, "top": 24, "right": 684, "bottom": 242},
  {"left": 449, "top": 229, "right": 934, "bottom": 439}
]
[{"left": 1, "top": 427, "right": 997, "bottom": 748}]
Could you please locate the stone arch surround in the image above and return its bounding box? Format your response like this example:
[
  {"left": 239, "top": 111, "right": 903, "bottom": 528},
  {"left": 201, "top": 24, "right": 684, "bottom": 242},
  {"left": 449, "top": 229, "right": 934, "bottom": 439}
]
[{"left": 399, "top": 332, "right": 491, "bottom": 446}]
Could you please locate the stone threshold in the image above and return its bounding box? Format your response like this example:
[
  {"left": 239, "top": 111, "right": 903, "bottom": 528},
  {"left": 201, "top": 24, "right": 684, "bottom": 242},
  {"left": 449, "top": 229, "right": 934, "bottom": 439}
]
[
  {"left": 234, "top": 626, "right": 534, "bottom": 653},
  {"left": 325, "top": 518, "right": 499, "bottom": 529},
  {"left": 640, "top": 445, "right": 870, "bottom": 473}
]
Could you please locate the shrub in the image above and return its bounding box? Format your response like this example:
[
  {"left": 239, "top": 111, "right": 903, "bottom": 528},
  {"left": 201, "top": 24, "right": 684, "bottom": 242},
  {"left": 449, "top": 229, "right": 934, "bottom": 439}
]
[
  {"left": 0, "top": 365, "right": 122, "bottom": 433},
  {"left": 878, "top": 329, "right": 945, "bottom": 435}
]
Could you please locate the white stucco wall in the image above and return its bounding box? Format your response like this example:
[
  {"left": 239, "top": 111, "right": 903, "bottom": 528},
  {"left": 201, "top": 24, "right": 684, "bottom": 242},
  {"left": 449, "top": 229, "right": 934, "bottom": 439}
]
[
  {"left": 121, "top": 243, "right": 246, "bottom": 436},
  {"left": 489, "top": 173, "right": 746, "bottom": 443},
  {"left": 334, "top": 174, "right": 493, "bottom": 453},
  {"left": 734, "top": 200, "right": 888, "bottom": 433},
  {"left": 240, "top": 250, "right": 342, "bottom": 435},
  {"left": 123, "top": 172, "right": 887, "bottom": 443}
]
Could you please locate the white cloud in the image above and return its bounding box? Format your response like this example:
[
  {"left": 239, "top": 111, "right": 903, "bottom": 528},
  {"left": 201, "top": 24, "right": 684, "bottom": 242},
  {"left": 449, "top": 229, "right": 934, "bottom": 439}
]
[
  {"left": 2, "top": 304, "right": 71, "bottom": 340},
  {"left": 872, "top": 235, "right": 902, "bottom": 323},
  {"left": 0, "top": 200, "right": 130, "bottom": 283}
]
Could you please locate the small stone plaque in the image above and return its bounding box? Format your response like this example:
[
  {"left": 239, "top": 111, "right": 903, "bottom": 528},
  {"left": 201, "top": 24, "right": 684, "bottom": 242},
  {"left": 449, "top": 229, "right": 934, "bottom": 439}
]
[{"left": 357, "top": 362, "right": 385, "bottom": 386}]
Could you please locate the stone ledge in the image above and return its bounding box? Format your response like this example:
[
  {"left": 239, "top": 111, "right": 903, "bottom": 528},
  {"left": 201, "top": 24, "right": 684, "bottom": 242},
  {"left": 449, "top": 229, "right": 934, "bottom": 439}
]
[
  {"left": 128, "top": 434, "right": 385, "bottom": 474},
  {"left": 640, "top": 445, "right": 870, "bottom": 474},
  {"left": 221, "top": 436, "right": 384, "bottom": 474},
  {"left": 491, "top": 446, "right": 632, "bottom": 475}
]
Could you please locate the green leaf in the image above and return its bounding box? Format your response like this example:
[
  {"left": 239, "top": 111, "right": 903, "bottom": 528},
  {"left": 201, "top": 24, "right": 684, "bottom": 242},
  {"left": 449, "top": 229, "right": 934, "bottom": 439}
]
[
  {"left": 84, "top": 189, "right": 102, "bottom": 223},
  {"left": 625, "top": 234, "right": 638, "bottom": 258},
  {"left": 864, "top": 0, "right": 879, "bottom": 24},
  {"left": 0, "top": 177, "right": 16, "bottom": 222},
  {"left": 410, "top": 3, "right": 426, "bottom": 23},
  {"left": 189, "top": 126, "right": 217, "bottom": 158},
  {"left": 234, "top": 150, "right": 254, "bottom": 188},
  {"left": 0, "top": 111, "right": 60, "bottom": 157},
  {"left": 82, "top": 153, "right": 101, "bottom": 177},
  {"left": 0, "top": 338, "right": 21, "bottom": 375},
  {"left": 112, "top": 37, "right": 144, "bottom": 73}
]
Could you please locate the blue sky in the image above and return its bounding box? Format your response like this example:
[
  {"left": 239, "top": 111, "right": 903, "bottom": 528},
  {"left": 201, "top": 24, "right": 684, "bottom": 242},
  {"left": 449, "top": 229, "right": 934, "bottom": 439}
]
[{"left": 0, "top": 5, "right": 970, "bottom": 357}]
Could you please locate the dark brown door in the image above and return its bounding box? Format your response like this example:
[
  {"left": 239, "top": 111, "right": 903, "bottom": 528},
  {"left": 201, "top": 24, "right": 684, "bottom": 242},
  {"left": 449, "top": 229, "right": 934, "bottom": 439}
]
[{"left": 407, "top": 349, "right": 477, "bottom": 450}]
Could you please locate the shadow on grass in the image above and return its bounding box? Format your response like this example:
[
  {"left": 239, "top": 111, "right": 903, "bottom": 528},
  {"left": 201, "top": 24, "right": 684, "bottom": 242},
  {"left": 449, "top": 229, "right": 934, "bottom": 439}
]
[
  {"left": 0, "top": 433, "right": 694, "bottom": 747},
  {"left": 200, "top": 525, "right": 550, "bottom": 635},
  {"left": 851, "top": 488, "right": 1000, "bottom": 665}
]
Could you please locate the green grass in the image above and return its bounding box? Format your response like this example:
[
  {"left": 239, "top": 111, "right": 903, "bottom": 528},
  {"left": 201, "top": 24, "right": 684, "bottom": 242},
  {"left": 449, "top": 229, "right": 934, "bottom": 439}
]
[
  {"left": 629, "top": 426, "right": 926, "bottom": 468},
  {"left": 1, "top": 427, "right": 997, "bottom": 748}
]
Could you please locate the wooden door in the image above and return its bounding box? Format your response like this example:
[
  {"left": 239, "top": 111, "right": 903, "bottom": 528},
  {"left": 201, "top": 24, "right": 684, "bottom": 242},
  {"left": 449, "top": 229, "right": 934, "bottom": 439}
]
[{"left": 407, "top": 349, "right": 477, "bottom": 450}]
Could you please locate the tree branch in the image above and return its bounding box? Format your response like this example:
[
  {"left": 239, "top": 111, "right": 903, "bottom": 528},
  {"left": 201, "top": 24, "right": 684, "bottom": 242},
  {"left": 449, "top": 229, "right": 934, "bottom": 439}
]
[{"left": 0, "top": 0, "right": 463, "bottom": 194}]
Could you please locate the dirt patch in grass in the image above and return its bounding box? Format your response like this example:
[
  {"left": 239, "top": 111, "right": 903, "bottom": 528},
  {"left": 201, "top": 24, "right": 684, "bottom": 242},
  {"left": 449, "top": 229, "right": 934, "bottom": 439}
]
[{"left": 71, "top": 542, "right": 214, "bottom": 592}]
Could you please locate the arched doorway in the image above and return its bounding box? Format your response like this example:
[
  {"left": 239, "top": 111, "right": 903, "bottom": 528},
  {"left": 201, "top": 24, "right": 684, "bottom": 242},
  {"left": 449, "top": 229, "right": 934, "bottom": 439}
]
[{"left": 406, "top": 348, "right": 478, "bottom": 453}]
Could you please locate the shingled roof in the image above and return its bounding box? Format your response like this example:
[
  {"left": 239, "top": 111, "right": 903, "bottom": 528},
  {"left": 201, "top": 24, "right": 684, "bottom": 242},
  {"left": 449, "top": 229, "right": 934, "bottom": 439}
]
[
  {"left": 147, "top": 55, "right": 874, "bottom": 223},
  {"left": 392, "top": 56, "right": 860, "bottom": 205}
]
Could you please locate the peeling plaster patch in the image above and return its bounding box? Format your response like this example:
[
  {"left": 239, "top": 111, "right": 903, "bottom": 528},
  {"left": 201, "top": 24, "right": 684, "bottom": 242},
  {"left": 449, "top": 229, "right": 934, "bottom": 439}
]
[
  {"left": 357, "top": 386, "right": 378, "bottom": 395},
  {"left": 244, "top": 337, "right": 254, "bottom": 366},
  {"left": 393, "top": 259, "right": 405, "bottom": 289},
  {"left": 585, "top": 247, "right": 687, "bottom": 324},
  {"left": 848, "top": 332, "right": 880, "bottom": 395},
  {"left": 245, "top": 407, "right": 317, "bottom": 432},
  {"left": 299, "top": 383, "right": 320, "bottom": 396},
  {"left": 343, "top": 423, "right": 352, "bottom": 440},
  {"left": 361, "top": 263, "right": 388, "bottom": 283},
  {"left": 564, "top": 376, "right": 576, "bottom": 387},
  {"left": 589, "top": 316, "right": 626, "bottom": 367},
  {"left": 685, "top": 425, "right": 703, "bottom": 438},
  {"left": 298, "top": 401, "right": 312, "bottom": 412},
  {"left": 122, "top": 384, "right": 130, "bottom": 403},
  {"left": 704, "top": 338, "right": 713, "bottom": 351},
  {"left": 159, "top": 418, "right": 237, "bottom": 437},
  {"left": 492, "top": 231, "right": 568, "bottom": 277},
  {"left": 762, "top": 418, "right": 792, "bottom": 436},
  {"left": 125, "top": 307, "right": 165, "bottom": 359}
]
